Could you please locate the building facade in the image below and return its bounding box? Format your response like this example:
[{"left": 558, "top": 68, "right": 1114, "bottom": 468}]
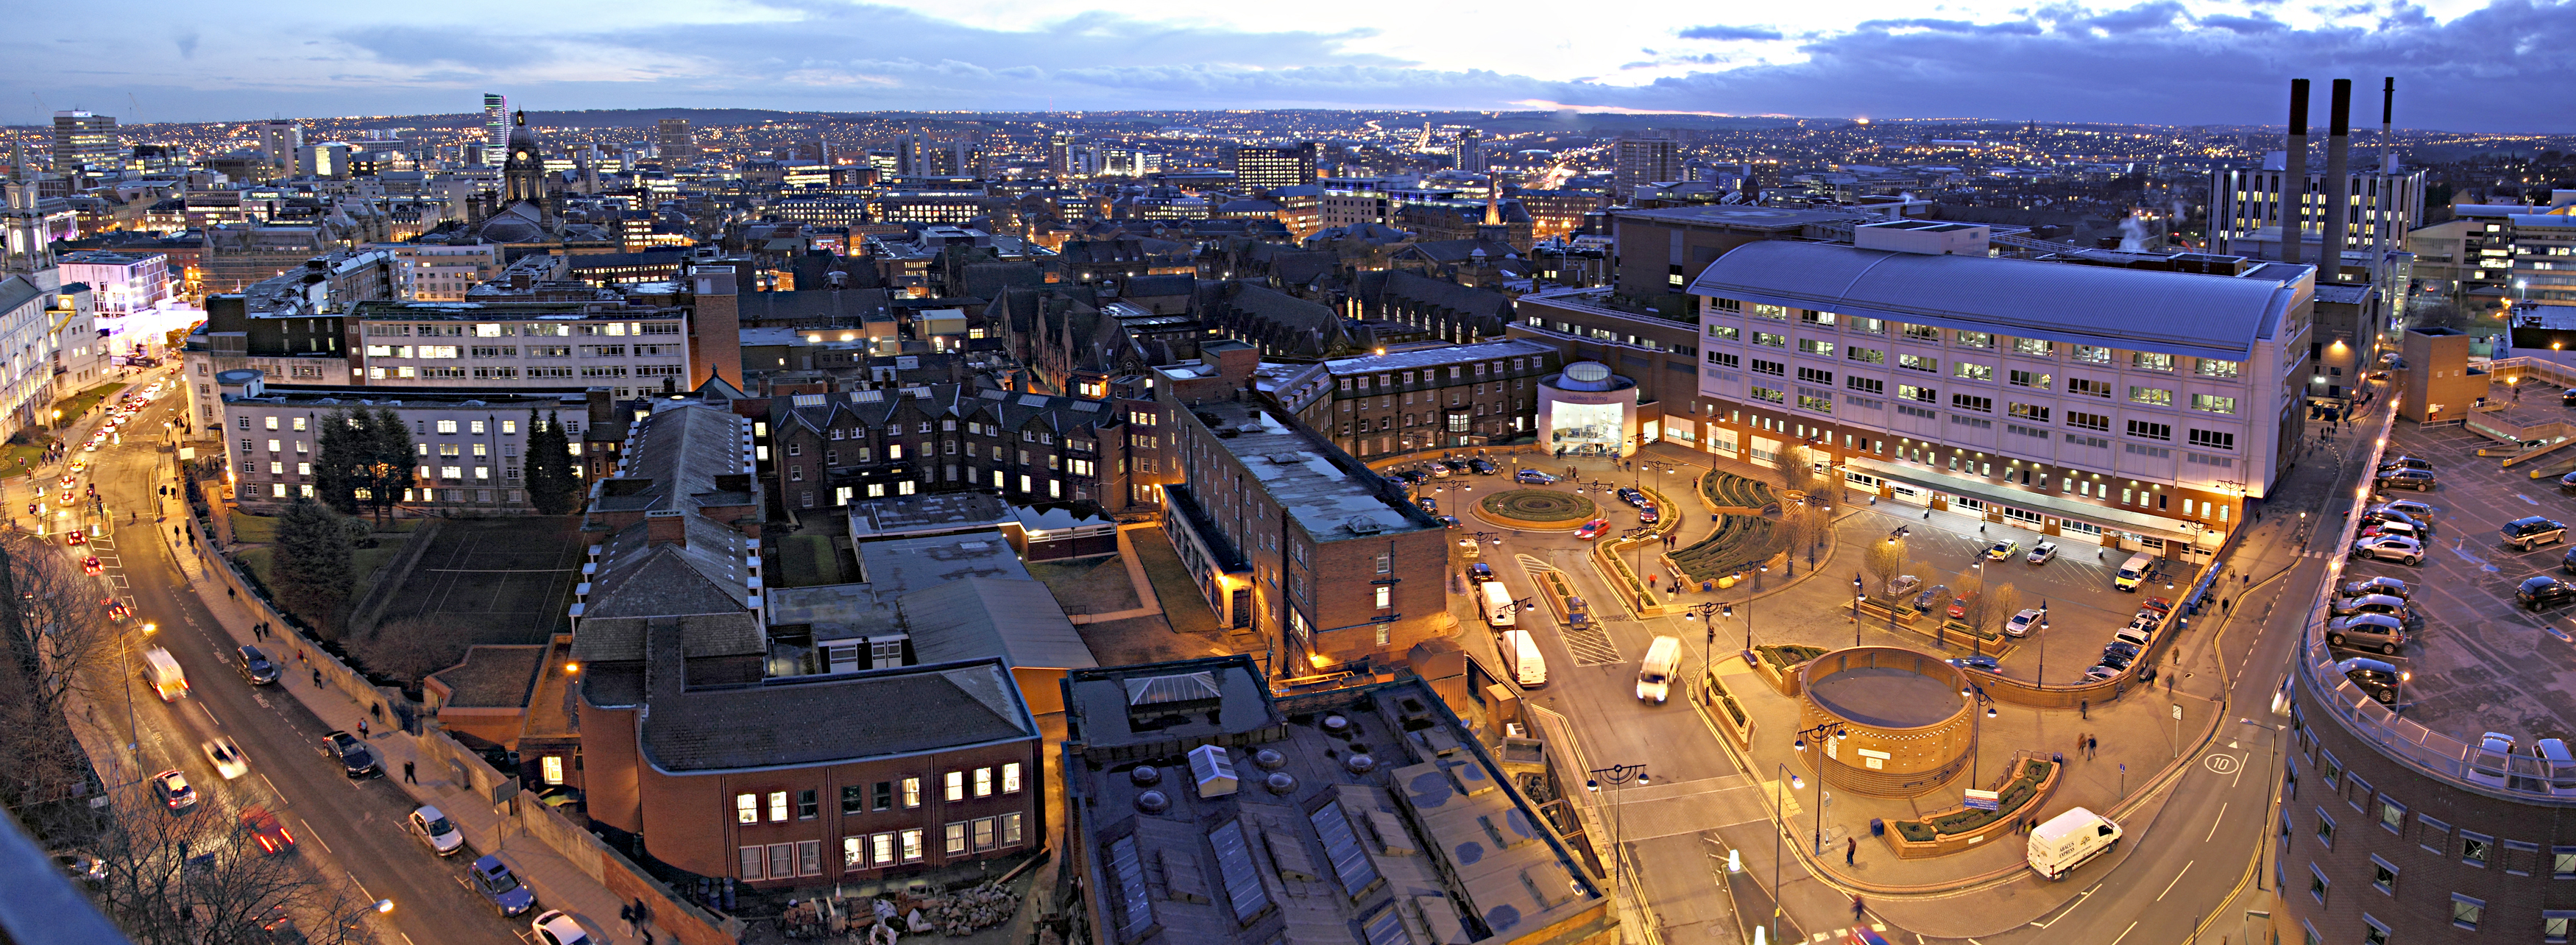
[
  {"left": 212, "top": 371, "right": 587, "bottom": 512},
  {"left": 1267, "top": 339, "right": 1560, "bottom": 459},
  {"left": 1226, "top": 144, "right": 1316, "bottom": 191}
]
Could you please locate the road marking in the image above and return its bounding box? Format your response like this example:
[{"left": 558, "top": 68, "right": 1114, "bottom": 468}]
[
  {"left": 2201, "top": 754, "right": 2240, "bottom": 775},
  {"left": 2155, "top": 860, "right": 2195, "bottom": 900},
  {"left": 2027, "top": 887, "right": 2096, "bottom": 927},
  {"left": 2106, "top": 920, "right": 2140, "bottom": 945},
  {"left": 2232, "top": 751, "right": 2252, "bottom": 788},
  {"left": 2206, "top": 803, "right": 2228, "bottom": 842},
  {"left": 2522, "top": 494, "right": 2542, "bottom": 506}
]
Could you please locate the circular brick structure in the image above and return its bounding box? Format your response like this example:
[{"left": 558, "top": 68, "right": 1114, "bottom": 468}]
[
  {"left": 1794, "top": 648, "right": 1977, "bottom": 798},
  {"left": 1475, "top": 490, "right": 1597, "bottom": 530}
]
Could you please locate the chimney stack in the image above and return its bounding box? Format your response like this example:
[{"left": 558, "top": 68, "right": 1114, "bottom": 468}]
[
  {"left": 2380, "top": 77, "right": 2397, "bottom": 174},
  {"left": 2321, "top": 79, "right": 2353, "bottom": 279},
  {"left": 2282, "top": 79, "right": 2310, "bottom": 266}
]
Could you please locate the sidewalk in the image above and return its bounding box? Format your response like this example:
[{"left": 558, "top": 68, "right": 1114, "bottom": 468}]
[{"left": 156, "top": 489, "right": 663, "bottom": 945}]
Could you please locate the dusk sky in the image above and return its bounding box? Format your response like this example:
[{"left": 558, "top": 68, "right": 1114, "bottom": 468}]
[{"left": 10, "top": 0, "right": 2572, "bottom": 130}]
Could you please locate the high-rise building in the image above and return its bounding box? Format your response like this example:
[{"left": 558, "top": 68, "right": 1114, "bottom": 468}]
[
  {"left": 1456, "top": 128, "right": 1484, "bottom": 173},
  {"left": 1226, "top": 143, "right": 1316, "bottom": 191},
  {"left": 1613, "top": 137, "right": 1680, "bottom": 200},
  {"left": 257, "top": 120, "right": 303, "bottom": 170},
  {"left": 656, "top": 118, "right": 695, "bottom": 163},
  {"left": 481, "top": 93, "right": 509, "bottom": 166},
  {"left": 52, "top": 111, "right": 120, "bottom": 174}
]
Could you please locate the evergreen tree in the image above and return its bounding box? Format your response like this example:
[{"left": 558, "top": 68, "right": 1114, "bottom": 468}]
[
  {"left": 313, "top": 408, "right": 415, "bottom": 524},
  {"left": 526, "top": 410, "right": 578, "bottom": 514},
  {"left": 269, "top": 500, "right": 353, "bottom": 640},
  {"left": 364, "top": 406, "right": 414, "bottom": 521}
]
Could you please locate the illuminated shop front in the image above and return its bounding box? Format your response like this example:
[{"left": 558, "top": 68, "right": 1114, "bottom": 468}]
[{"left": 1537, "top": 361, "right": 1638, "bottom": 456}]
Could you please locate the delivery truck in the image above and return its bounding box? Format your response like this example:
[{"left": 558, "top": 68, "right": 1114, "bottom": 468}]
[
  {"left": 142, "top": 647, "right": 188, "bottom": 702},
  {"left": 2028, "top": 807, "right": 2121, "bottom": 879}
]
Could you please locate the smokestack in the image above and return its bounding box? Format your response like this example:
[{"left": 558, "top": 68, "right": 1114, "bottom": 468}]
[
  {"left": 2321, "top": 79, "right": 2353, "bottom": 278},
  {"left": 2380, "top": 77, "right": 2397, "bottom": 174},
  {"left": 2282, "top": 79, "right": 2309, "bottom": 266}
]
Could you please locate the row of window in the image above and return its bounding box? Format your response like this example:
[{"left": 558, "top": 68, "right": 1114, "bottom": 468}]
[
  {"left": 2292, "top": 727, "right": 2576, "bottom": 941},
  {"left": 733, "top": 765, "right": 1022, "bottom": 827},
  {"left": 1334, "top": 357, "right": 1542, "bottom": 393},
  {"left": 735, "top": 813, "right": 1026, "bottom": 881},
  {"left": 1715, "top": 381, "right": 2240, "bottom": 452},
  {"left": 1710, "top": 303, "right": 2245, "bottom": 377},
  {"left": 361, "top": 321, "right": 679, "bottom": 338}
]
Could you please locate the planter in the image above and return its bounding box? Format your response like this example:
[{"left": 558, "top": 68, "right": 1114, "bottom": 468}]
[
  {"left": 1884, "top": 754, "right": 2063, "bottom": 859},
  {"left": 1699, "top": 666, "right": 1755, "bottom": 749},
  {"left": 1476, "top": 489, "right": 1597, "bottom": 530},
  {"left": 1749, "top": 645, "right": 1826, "bottom": 697}
]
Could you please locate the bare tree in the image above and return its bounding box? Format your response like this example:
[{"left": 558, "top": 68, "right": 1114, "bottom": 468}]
[
  {"left": 85, "top": 784, "right": 374, "bottom": 945},
  {"left": 1864, "top": 537, "right": 1906, "bottom": 598},
  {"left": 1964, "top": 581, "right": 2020, "bottom": 645},
  {"left": 344, "top": 615, "right": 469, "bottom": 687},
  {"left": 0, "top": 534, "right": 122, "bottom": 827}
]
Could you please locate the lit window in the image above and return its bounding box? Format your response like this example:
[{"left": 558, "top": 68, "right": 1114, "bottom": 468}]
[
  {"left": 903, "top": 776, "right": 921, "bottom": 808},
  {"left": 974, "top": 768, "right": 993, "bottom": 798},
  {"left": 1002, "top": 762, "right": 1022, "bottom": 793},
  {"left": 945, "top": 822, "right": 968, "bottom": 855},
  {"left": 541, "top": 757, "right": 564, "bottom": 785},
  {"left": 945, "top": 771, "right": 964, "bottom": 802},
  {"left": 735, "top": 793, "right": 758, "bottom": 824},
  {"left": 769, "top": 790, "right": 788, "bottom": 823},
  {"left": 902, "top": 829, "right": 923, "bottom": 862}
]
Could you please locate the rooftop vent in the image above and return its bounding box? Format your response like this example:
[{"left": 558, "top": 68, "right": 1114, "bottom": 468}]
[
  {"left": 1345, "top": 517, "right": 1383, "bottom": 536},
  {"left": 1129, "top": 765, "right": 1162, "bottom": 788},
  {"left": 1345, "top": 753, "right": 1376, "bottom": 774},
  {"left": 1264, "top": 771, "right": 1298, "bottom": 796},
  {"left": 1136, "top": 790, "right": 1170, "bottom": 815},
  {"left": 1188, "top": 744, "right": 1239, "bottom": 799},
  {"left": 1252, "top": 748, "right": 1287, "bottom": 771},
  {"left": 1322, "top": 715, "right": 1351, "bottom": 736}
]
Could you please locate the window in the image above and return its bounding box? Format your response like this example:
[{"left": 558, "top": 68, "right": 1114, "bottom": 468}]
[
  {"left": 1798, "top": 339, "right": 1836, "bottom": 357},
  {"left": 1752, "top": 331, "right": 1786, "bottom": 348},
  {"left": 1953, "top": 361, "right": 1994, "bottom": 381},
  {"left": 1374, "top": 586, "right": 1392, "bottom": 609},
  {"left": 2371, "top": 854, "right": 2398, "bottom": 893},
  {"left": 2315, "top": 808, "right": 2336, "bottom": 848},
  {"left": 1897, "top": 353, "right": 1937, "bottom": 373},
  {"left": 1707, "top": 325, "right": 1739, "bottom": 341},
  {"left": 2008, "top": 403, "right": 2050, "bottom": 422},
  {"left": 797, "top": 790, "right": 818, "bottom": 820},
  {"left": 736, "top": 793, "right": 758, "bottom": 824},
  {"left": 769, "top": 791, "right": 789, "bottom": 822},
  {"left": 1751, "top": 358, "right": 1784, "bottom": 376},
  {"left": 2549, "top": 911, "right": 2576, "bottom": 944},
  {"left": 541, "top": 756, "right": 564, "bottom": 785},
  {"left": 1708, "top": 351, "right": 1740, "bottom": 369},
  {"left": 1950, "top": 394, "right": 1992, "bottom": 413},
  {"left": 2131, "top": 352, "right": 2173, "bottom": 371},
  {"left": 2555, "top": 846, "right": 2576, "bottom": 878},
  {"left": 945, "top": 771, "right": 964, "bottom": 802},
  {"left": 901, "top": 829, "right": 924, "bottom": 863},
  {"left": 2454, "top": 893, "right": 2485, "bottom": 930},
  {"left": 2363, "top": 916, "right": 2389, "bottom": 945},
  {"left": 2196, "top": 358, "right": 2242, "bottom": 378},
  {"left": 1955, "top": 330, "right": 1992, "bottom": 349},
  {"left": 2128, "top": 386, "right": 2173, "bottom": 406},
  {"left": 1847, "top": 376, "right": 1884, "bottom": 394},
  {"left": 843, "top": 785, "right": 867, "bottom": 815},
  {"left": 2073, "top": 345, "right": 2112, "bottom": 364},
  {"left": 1897, "top": 384, "right": 1936, "bottom": 403},
  {"left": 1903, "top": 324, "right": 1940, "bottom": 341},
  {"left": 903, "top": 776, "right": 922, "bottom": 808},
  {"left": 2191, "top": 394, "right": 2237, "bottom": 414},
  {"left": 2310, "top": 865, "right": 2329, "bottom": 905},
  {"left": 974, "top": 768, "right": 994, "bottom": 798},
  {"left": 2188, "top": 429, "right": 2236, "bottom": 450},
  {"left": 1003, "top": 762, "right": 1022, "bottom": 793},
  {"left": 1798, "top": 393, "right": 1833, "bottom": 413},
  {"left": 2009, "top": 369, "right": 2050, "bottom": 389},
  {"left": 740, "top": 846, "right": 766, "bottom": 879},
  {"left": 944, "top": 822, "right": 969, "bottom": 856},
  {"left": 798, "top": 840, "right": 822, "bottom": 877},
  {"left": 436, "top": 420, "right": 458, "bottom": 433},
  {"left": 1751, "top": 303, "right": 1788, "bottom": 320},
  {"left": 2013, "top": 338, "right": 2053, "bottom": 356},
  {"left": 2378, "top": 798, "right": 2405, "bottom": 832},
  {"left": 1797, "top": 367, "right": 1833, "bottom": 385},
  {"left": 1848, "top": 316, "right": 1883, "bottom": 333},
  {"left": 2127, "top": 420, "right": 2171, "bottom": 441},
  {"left": 1002, "top": 811, "right": 1024, "bottom": 846},
  {"left": 1751, "top": 386, "right": 1785, "bottom": 404},
  {"left": 2463, "top": 831, "right": 2493, "bottom": 868}
]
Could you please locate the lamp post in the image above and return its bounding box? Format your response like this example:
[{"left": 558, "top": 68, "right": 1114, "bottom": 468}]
[
  {"left": 1791, "top": 722, "right": 1845, "bottom": 855},
  {"left": 1770, "top": 763, "right": 1805, "bottom": 945},
  {"left": 1681, "top": 601, "right": 1726, "bottom": 687},
  {"left": 1586, "top": 763, "right": 1649, "bottom": 918},
  {"left": 1853, "top": 575, "right": 1866, "bottom": 647},
  {"left": 1961, "top": 683, "right": 1998, "bottom": 788}
]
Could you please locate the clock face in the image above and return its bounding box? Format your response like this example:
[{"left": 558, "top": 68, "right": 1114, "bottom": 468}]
[{"left": 516, "top": 152, "right": 528, "bottom": 161}]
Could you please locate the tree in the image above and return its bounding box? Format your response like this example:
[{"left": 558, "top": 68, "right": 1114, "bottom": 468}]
[
  {"left": 345, "top": 615, "right": 467, "bottom": 687},
  {"left": 314, "top": 408, "right": 413, "bottom": 525},
  {"left": 525, "top": 410, "right": 578, "bottom": 515},
  {"left": 86, "top": 784, "right": 375, "bottom": 945},
  {"left": 0, "top": 535, "right": 116, "bottom": 832},
  {"left": 1980, "top": 583, "right": 2023, "bottom": 640},
  {"left": 1864, "top": 536, "right": 1906, "bottom": 598},
  {"left": 269, "top": 500, "right": 353, "bottom": 640}
]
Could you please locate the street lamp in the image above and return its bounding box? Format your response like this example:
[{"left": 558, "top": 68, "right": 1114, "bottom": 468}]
[
  {"left": 1853, "top": 575, "right": 1866, "bottom": 648},
  {"left": 1770, "top": 764, "right": 1805, "bottom": 945},
  {"left": 1791, "top": 722, "right": 1845, "bottom": 854},
  {"left": 1961, "top": 684, "right": 1998, "bottom": 788},
  {"left": 1682, "top": 601, "right": 1726, "bottom": 682},
  {"left": 1586, "top": 763, "right": 1649, "bottom": 916}
]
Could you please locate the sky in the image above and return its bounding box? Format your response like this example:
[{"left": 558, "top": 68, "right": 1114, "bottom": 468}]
[{"left": 7, "top": 0, "right": 2574, "bottom": 131}]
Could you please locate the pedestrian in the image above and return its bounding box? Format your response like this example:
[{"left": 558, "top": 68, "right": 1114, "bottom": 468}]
[
  {"left": 356, "top": 717, "right": 369, "bottom": 737},
  {"left": 403, "top": 760, "right": 417, "bottom": 784},
  {"left": 2078, "top": 732, "right": 2088, "bottom": 759},
  {"left": 2088, "top": 735, "right": 2098, "bottom": 759},
  {"left": 311, "top": 668, "right": 322, "bottom": 687},
  {"left": 1851, "top": 895, "right": 1865, "bottom": 924},
  {"left": 2080, "top": 698, "right": 2089, "bottom": 720},
  {"left": 2222, "top": 598, "right": 2232, "bottom": 614},
  {"left": 620, "top": 905, "right": 635, "bottom": 934},
  {"left": 1844, "top": 836, "right": 1856, "bottom": 866}
]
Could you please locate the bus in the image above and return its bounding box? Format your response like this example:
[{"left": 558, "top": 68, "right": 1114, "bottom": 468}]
[{"left": 1478, "top": 581, "right": 1516, "bottom": 629}]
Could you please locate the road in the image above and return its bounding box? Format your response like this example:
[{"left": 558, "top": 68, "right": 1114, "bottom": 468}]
[{"left": 70, "top": 376, "right": 523, "bottom": 945}]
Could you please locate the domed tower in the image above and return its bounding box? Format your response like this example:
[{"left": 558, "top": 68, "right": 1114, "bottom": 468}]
[{"left": 501, "top": 110, "right": 546, "bottom": 206}]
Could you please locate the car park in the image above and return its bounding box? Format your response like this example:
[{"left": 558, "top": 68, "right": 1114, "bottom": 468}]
[
  {"left": 1466, "top": 459, "right": 1498, "bottom": 475},
  {"left": 241, "top": 807, "right": 296, "bottom": 855},
  {"left": 1911, "top": 584, "right": 1949, "bottom": 611},
  {"left": 2026, "top": 541, "right": 2059, "bottom": 564},
  {"left": 151, "top": 770, "right": 196, "bottom": 811},
  {"left": 408, "top": 806, "right": 466, "bottom": 857},
  {"left": 2337, "top": 657, "right": 2405, "bottom": 704},
  {"left": 203, "top": 738, "right": 250, "bottom": 779},
  {"left": 470, "top": 855, "right": 537, "bottom": 916},
  {"left": 2354, "top": 535, "right": 2424, "bottom": 564},
  {"left": 2326, "top": 613, "right": 2409, "bottom": 654},
  {"left": 1949, "top": 655, "right": 2001, "bottom": 671},
  {"left": 2340, "top": 576, "right": 2410, "bottom": 601},
  {"left": 1984, "top": 539, "right": 2020, "bottom": 561},
  {"left": 2375, "top": 469, "right": 2437, "bottom": 491},
  {"left": 2503, "top": 516, "right": 2569, "bottom": 551},
  {"left": 2004, "top": 608, "right": 2045, "bottom": 637},
  {"left": 319, "top": 731, "right": 381, "bottom": 779},
  {"left": 1514, "top": 469, "right": 1557, "bottom": 485},
  {"left": 1574, "top": 519, "right": 1611, "bottom": 540},
  {"left": 531, "top": 910, "right": 591, "bottom": 945},
  {"left": 2519, "top": 576, "right": 2576, "bottom": 610}
]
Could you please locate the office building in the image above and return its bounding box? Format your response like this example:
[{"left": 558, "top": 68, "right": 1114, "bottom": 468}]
[
  {"left": 1058, "top": 656, "right": 1613, "bottom": 945},
  {"left": 258, "top": 120, "right": 303, "bottom": 171},
  {"left": 1268, "top": 339, "right": 1560, "bottom": 459},
  {"left": 482, "top": 93, "right": 509, "bottom": 166},
  {"left": 0, "top": 276, "right": 68, "bottom": 440},
  {"left": 1227, "top": 144, "right": 1317, "bottom": 191},
  {"left": 372, "top": 241, "right": 501, "bottom": 302},
  {"left": 347, "top": 300, "right": 696, "bottom": 399},
  {"left": 1685, "top": 224, "right": 2313, "bottom": 561},
  {"left": 57, "top": 249, "right": 171, "bottom": 316},
  {"left": 1158, "top": 396, "right": 1449, "bottom": 672},
  {"left": 211, "top": 372, "right": 585, "bottom": 512},
  {"left": 1612, "top": 137, "right": 1679, "bottom": 200},
  {"left": 1456, "top": 127, "right": 1484, "bottom": 172},
  {"left": 52, "top": 111, "right": 119, "bottom": 175},
  {"left": 657, "top": 118, "right": 696, "bottom": 164}
]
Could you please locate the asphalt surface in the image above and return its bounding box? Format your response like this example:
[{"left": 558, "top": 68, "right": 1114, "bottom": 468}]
[{"left": 68, "top": 378, "right": 524, "bottom": 945}]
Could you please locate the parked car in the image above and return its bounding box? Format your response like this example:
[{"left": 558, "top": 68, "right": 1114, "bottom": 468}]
[
  {"left": 1637, "top": 505, "right": 1660, "bottom": 525},
  {"left": 1514, "top": 469, "right": 1558, "bottom": 485},
  {"left": 2377, "top": 456, "right": 2435, "bottom": 473},
  {"left": 1414, "top": 496, "right": 1439, "bottom": 514},
  {"left": 237, "top": 645, "right": 280, "bottom": 685},
  {"left": 2503, "top": 516, "right": 2569, "bottom": 551},
  {"left": 2354, "top": 535, "right": 2424, "bottom": 564},
  {"left": 470, "top": 855, "right": 537, "bottom": 916},
  {"left": 2082, "top": 664, "right": 2121, "bottom": 682},
  {"left": 2340, "top": 576, "right": 2411, "bottom": 601},
  {"left": 2371, "top": 498, "right": 2436, "bottom": 519},
  {"left": 2519, "top": 576, "right": 2576, "bottom": 611},
  {"left": 1440, "top": 459, "right": 1471, "bottom": 473},
  {"left": 79, "top": 556, "right": 101, "bottom": 575},
  {"left": 2338, "top": 657, "right": 2404, "bottom": 704},
  {"left": 2140, "top": 597, "right": 2175, "bottom": 617},
  {"left": 240, "top": 807, "right": 296, "bottom": 856},
  {"left": 2468, "top": 732, "right": 2517, "bottom": 790},
  {"left": 1615, "top": 487, "right": 1648, "bottom": 507},
  {"left": 319, "top": 731, "right": 381, "bottom": 779},
  {"left": 2329, "top": 593, "right": 2412, "bottom": 620},
  {"left": 1437, "top": 515, "right": 1460, "bottom": 528},
  {"left": 1948, "top": 655, "right": 2001, "bottom": 671},
  {"left": 202, "top": 738, "right": 249, "bottom": 780},
  {"left": 1426, "top": 463, "right": 1452, "bottom": 478},
  {"left": 2099, "top": 643, "right": 2140, "bottom": 669},
  {"left": 408, "top": 806, "right": 466, "bottom": 857},
  {"left": 2358, "top": 520, "right": 2421, "bottom": 542},
  {"left": 1887, "top": 575, "right": 1924, "bottom": 598},
  {"left": 1911, "top": 584, "right": 1949, "bottom": 611},
  {"left": 1467, "top": 458, "right": 1498, "bottom": 475},
  {"left": 531, "top": 910, "right": 591, "bottom": 945},
  {"left": 2374, "top": 469, "right": 2437, "bottom": 491},
  {"left": 1947, "top": 591, "right": 1978, "bottom": 620},
  {"left": 1575, "top": 519, "right": 1612, "bottom": 540},
  {"left": 1984, "top": 539, "right": 2020, "bottom": 562},
  {"left": 2004, "top": 608, "right": 2045, "bottom": 637},
  {"left": 150, "top": 770, "right": 196, "bottom": 812},
  {"left": 2026, "top": 541, "right": 2059, "bottom": 564},
  {"left": 2326, "top": 613, "right": 2408, "bottom": 654},
  {"left": 1466, "top": 563, "right": 1494, "bottom": 583},
  {"left": 2563, "top": 470, "right": 2576, "bottom": 492}
]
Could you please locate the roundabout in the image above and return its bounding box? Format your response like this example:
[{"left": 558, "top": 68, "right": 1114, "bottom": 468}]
[{"left": 1474, "top": 489, "right": 1598, "bottom": 530}]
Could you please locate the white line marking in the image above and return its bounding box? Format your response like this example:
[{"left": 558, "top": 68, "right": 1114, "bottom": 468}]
[
  {"left": 2206, "top": 803, "right": 2228, "bottom": 842},
  {"left": 2232, "top": 751, "right": 2252, "bottom": 787},
  {"left": 2156, "top": 860, "right": 2194, "bottom": 901},
  {"left": 2107, "top": 920, "right": 2140, "bottom": 945},
  {"left": 2522, "top": 494, "right": 2541, "bottom": 506}
]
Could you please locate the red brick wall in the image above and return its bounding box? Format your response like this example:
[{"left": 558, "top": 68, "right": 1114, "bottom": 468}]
[{"left": 632, "top": 739, "right": 1046, "bottom": 885}]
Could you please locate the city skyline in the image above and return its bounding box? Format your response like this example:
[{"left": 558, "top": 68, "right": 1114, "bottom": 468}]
[{"left": 7, "top": 0, "right": 2575, "bottom": 131}]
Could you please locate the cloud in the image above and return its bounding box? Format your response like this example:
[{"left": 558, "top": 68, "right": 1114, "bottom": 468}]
[
  {"left": 1678, "top": 24, "right": 1786, "bottom": 41},
  {"left": 2200, "top": 13, "right": 2288, "bottom": 32}
]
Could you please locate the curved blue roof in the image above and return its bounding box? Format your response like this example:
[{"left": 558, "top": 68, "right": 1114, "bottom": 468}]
[{"left": 1688, "top": 241, "right": 2309, "bottom": 361}]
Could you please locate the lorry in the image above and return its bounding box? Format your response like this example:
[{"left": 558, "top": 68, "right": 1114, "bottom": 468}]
[
  {"left": 142, "top": 647, "right": 187, "bottom": 702},
  {"left": 2028, "top": 807, "right": 2121, "bottom": 879},
  {"left": 1635, "top": 636, "right": 1682, "bottom": 703},
  {"left": 1479, "top": 581, "right": 1517, "bottom": 629}
]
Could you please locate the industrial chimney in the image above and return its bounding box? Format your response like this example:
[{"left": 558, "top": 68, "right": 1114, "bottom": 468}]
[
  {"left": 2380, "top": 77, "right": 2397, "bottom": 174},
  {"left": 2321, "top": 79, "right": 2353, "bottom": 278},
  {"left": 2282, "top": 79, "right": 2309, "bottom": 266}
]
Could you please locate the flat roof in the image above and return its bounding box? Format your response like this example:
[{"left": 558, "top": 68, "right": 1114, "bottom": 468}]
[
  {"left": 1183, "top": 400, "right": 1437, "bottom": 542},
  {"left": 1611, "top": 205, "right": 1866, "bottom": 230},
  {"left": 1315, "top": 339, "right": 1558, "bottom": 376},
  {"left": 1690, "top": 240, "right": 2309, "bottom": 362}
]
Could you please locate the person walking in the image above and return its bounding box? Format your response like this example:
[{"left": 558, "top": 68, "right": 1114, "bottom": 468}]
[
  {"left": 2087, "top": 735, "right": 2099, "bottom": 760},
  {"left": 355, "top": 717, "right": 369, "bottom": 738},
  {"left": 1850, "top": 895, "right": 1866, "bottom": 924},
  {"left": 1844, "top": 836, "right": 1857, "bottom": 866},
  {"left": 311, "top": 668, "right": 322, "bottom": 687},
  {"left": 403, "top": 761, "right": 417, "bottom": 784}
]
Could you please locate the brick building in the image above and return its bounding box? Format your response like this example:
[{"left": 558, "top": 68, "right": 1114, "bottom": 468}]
[{"left": 1266, "top": 339, "right": 1560, "bottom": 459}]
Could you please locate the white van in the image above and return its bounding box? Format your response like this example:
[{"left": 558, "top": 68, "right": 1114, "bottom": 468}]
[
  {"left": 142, "top": 647, "right": 188, "bottom": 702},
  {"left": 1501, "top": 629, "right": 1548, "bottom": 688},
  {"left": 2114, "top": 553, "right": 2154, "bottom": 592},
  {"left": 1479, "top": 582, "right": 1517, "bottom": 629},
  {"left": 2028, "top": 807, "right": 2121, "bottom": 879},
  {"left": 1635, "top": 636, "right": 1682, "bottom": 703}
]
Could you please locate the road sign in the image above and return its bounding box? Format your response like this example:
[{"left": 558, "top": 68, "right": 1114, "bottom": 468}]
[{"left": 1963, "top": 788, "right": 2000, "bottom": 811}]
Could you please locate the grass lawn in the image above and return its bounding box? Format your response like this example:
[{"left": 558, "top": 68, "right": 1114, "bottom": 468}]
[
  {"left": 233, "top": 534, "right": 412, "bottom": 628},
  {"left": 0, "top": 442, "right": 46, "bottom": 478},
  {"left": 52, "top": 382, "right": 127, "bottom": 425},
  {"left": 1128, "top": 528, "right": 1222, "bottom": 636},
  {"left": 231, "top": 513, "right": 419, "bottom": 546},
  {"left": 776, "top": 534, "right": 843, "bottom": 587}
]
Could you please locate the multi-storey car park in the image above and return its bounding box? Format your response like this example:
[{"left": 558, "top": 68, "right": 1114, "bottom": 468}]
[{"left": 1682, "top": 222, "right": 2315, "bottom": 562}]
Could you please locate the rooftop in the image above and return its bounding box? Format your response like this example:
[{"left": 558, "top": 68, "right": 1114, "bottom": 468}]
[
  {"left": 1314, "top": 339, "right": 1559, "bottom": 377},
  {"left": 844, "top": 491, "right": 1015, "bottom": 539},
  {"left": 1610, "top": 204, "right": 1867, "bottom": 231},
  {"left": 1690, "top": 240, "right": 2312, "bottom": 362},
  {"left": 640, "top": 651, "right": 1036, "bottom": 772},
  {"left": 426, "top": 645, "right": 545, "bottom": 709},
  {"left": 854, "top": 531, "right": 1030, "bottom": 599},
  {"left": 1183, "top": 399, "right": 1437, "bottom": 542}
]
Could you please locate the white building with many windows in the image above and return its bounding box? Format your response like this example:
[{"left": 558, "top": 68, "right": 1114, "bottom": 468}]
[
  {"left": 1686, "top": 235, "right": 2313, "bottom": 559},
  {"left": 212, "top": 369, "right": 592, "bottom": 513},
  {"left": 347, "top": 302, "right": 694, "bottom": 401}
]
